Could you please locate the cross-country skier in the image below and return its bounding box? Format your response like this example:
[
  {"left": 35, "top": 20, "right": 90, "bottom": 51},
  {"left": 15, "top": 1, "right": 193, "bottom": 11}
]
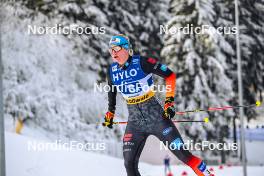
[
  {"left": 103, "top": 34, "right": 213, "bottom": 176},
  {"left": 164, "top": 155, "right": 172, "bottom": 176}
]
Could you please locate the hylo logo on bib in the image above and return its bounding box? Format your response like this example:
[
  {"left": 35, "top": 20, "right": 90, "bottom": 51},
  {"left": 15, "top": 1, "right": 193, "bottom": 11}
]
[{"left": 113, "top": 69, "right": 138, "bottom": 81}]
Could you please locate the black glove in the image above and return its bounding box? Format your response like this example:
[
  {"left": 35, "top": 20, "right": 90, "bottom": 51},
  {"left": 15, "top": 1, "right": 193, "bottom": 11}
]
[
  {"left": 163, "top": 97, "right": 175, "bottom": 119},
  {"left": 102, "top": 111, "right": 114, "bottom": 129}
]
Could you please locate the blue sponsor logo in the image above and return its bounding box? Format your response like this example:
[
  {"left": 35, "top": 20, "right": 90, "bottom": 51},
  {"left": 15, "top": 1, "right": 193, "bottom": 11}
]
[
  {"left": 171, "top": 138, "right": 183, "bottom": 150},
  {"left": 198, "top": 161, "right": 206, "bottom": 172},
  {"left": 160, "top": 64, "right": 167, "bottom": 71},
  {"left": 112, "top": 65, "right": 118, "bottom": 72},
  {"left": 132, "top": 58, "right": 139, "bottom": 64},
  {"left": 162, "top": 127, "right": 173, "bottom": 136},
  {"left": 112, "top": 68, "right": 138, "bottom": 81}
]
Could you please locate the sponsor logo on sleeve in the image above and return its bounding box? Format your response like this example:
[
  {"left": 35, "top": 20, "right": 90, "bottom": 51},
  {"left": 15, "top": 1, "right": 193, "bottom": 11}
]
[
  {"left": 171, "top": 138, "right": 183, "bottom": 150},
  {"left": 147, "top": 57, "right": 157, "bottom": 64},
  {"left": 160, "top": 64, "right": 167, "bottom": 71},
  {"left": 162, "top": 127, "right": 173, "bottom": 136}
]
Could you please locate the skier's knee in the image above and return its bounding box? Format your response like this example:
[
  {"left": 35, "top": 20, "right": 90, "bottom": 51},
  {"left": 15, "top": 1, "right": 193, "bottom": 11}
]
[
  {"left": 179, "top": 152, "right": 193, "bottom": 164},
  {"left": 171, "top": 148, "right": 193, "bottom": 164}
]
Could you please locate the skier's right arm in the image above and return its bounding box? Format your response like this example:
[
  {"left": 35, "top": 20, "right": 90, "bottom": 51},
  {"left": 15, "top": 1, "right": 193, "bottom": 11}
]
[{"left": 102, "top": 66, "right": 117, "bottom": 129}]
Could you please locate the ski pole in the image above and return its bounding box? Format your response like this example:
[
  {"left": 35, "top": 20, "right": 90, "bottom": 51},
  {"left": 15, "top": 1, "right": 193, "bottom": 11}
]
[
  {"left": 99, "top": 101, "right": 262, "bottom": 126},
  {"left": 102, "top": 117, "right": 210, "bottom": 126},
  {"left": 175, "top": 101, "right": 262, "bottom": 115}
]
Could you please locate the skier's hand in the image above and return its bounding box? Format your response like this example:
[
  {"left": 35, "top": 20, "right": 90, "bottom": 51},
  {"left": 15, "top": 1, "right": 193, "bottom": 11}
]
[
  {"left": 163, "top": 97, "right": 175, "bottom": 119},
  {"left": 102, "top": 111, "right": 114, "bottom": 129}
]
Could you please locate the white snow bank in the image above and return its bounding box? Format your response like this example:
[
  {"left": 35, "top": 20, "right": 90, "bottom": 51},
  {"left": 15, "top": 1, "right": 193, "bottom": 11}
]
[{"left": 5, "top": 132, "right": 264, "bottom": 176}]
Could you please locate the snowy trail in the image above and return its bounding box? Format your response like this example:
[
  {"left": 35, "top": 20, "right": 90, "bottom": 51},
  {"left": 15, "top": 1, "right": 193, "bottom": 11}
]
[{"left": 5, "top": 132, "right": 264, "bottom": 176}]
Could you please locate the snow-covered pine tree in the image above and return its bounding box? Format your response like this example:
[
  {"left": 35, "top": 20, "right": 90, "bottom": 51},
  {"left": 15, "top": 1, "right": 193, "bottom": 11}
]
[
  {"left": 20, "top": 0, "right": 114, "bottom": 80},
  {"left": 2, "top": 1, "right": 125, "bottom": 155},
  {"left": 239, "top": 0, "right": 264, "bottom": 115},
  {"left": 93, "top": 0, "right": 169, "bottom": 58},
  {"left": 161, "top": 0, "right": 235, "bottom": 157},
  {"left": 133, "top": 0, "right": 170, "bottom": 58},
  {"left": 216, "top": 0, "right": 264, "bottom": 120}
]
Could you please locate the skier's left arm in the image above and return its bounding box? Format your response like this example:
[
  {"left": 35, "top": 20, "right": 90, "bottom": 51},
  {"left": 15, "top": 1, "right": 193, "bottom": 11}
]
[{"left": 140, "top": 57, "right": 176, "bottom": 119}]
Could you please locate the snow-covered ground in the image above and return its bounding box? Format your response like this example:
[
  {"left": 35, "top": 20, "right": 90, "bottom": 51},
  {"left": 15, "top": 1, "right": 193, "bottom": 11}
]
[{"left": 5, "top": 131, "right": 264, "bottom": 176}]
